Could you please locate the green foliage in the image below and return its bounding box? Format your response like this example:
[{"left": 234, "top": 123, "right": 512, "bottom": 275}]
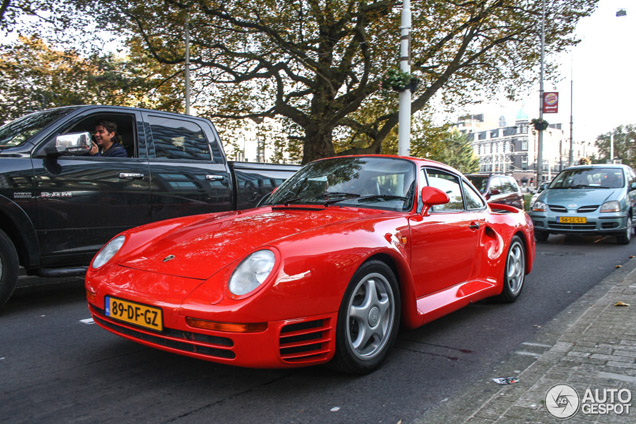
[
  {"left": 2, "top": 0, "right": 598, "bottom": 165},
  {"left": 427, "top": 130, "right": 481, "bottom": 174},
  {"left": 595, "top": 124, "right": 636, "bottom": 168},
  {"left": 0, "top": 35, "right": 188, "bottom": 124}
]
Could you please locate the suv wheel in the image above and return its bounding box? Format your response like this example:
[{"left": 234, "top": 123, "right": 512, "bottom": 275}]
[{"left": 0, "top": 229, "right": 19, "bottom": 308}]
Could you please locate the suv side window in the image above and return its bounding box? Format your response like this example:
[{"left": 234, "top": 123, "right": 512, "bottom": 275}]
[
  {"left": 489, "top": 176, "right": 502, "bottom": 194},
  {"left": 147, "top": 115, "right": 212, "bottom": 161}
]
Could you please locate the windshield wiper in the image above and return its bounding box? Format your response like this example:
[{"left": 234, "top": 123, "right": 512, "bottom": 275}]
[
  {"left": 318, "top": 192, "right": 361, "bottom": 205},
  {"left": 358, "top": 194, "right": 408, "bottom": 203}
]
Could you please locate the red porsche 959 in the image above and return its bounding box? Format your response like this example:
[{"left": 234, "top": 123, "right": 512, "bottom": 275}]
[{"left": 86, "top": 155, "right": 535, "bottom": 374}]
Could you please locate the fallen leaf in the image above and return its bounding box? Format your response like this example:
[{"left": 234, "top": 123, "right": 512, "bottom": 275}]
[{"left": 615, "top": 301, "right": 630, "bottom": 307}]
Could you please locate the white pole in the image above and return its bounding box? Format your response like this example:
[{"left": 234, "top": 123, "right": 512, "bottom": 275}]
[
  {"left": 397, "top": 0, "right": 411, "bottom": 157},
  {"left": 611, "top": 133, "right": 614, "bottom": 163},
  {"left": 537, "top": 0, "right": 545, "bottom": 187},
  {"left": 185, "top": 12, "right": 191, "bottom": 115}
]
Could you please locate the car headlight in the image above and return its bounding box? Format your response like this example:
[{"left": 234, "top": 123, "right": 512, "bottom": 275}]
[
  {"left": 92, "top": 236, "right": 125, "bottom": 269},
  {"left": 600, "top": 200, "right": 621, "bottom": 213},
  {"left": 229, "top": 250, "right": 276, "bottom": 296},
  {"left": 532, "top": 201, "right": 547, "bottom": 212}
]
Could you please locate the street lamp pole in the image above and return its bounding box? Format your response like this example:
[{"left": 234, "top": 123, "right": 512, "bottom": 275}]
[
  {"left": 536, "top": 0, "right": 545, "bottom": 188},
  {"left": 184, "top": 12, "right": 191, "bottom": 115},
  {"left": 397, "top": 0, "right": 411, "bottom": 157}
]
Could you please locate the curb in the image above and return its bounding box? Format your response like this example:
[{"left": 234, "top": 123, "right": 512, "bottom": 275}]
[{"left": 416, "top": 256, "right": 636, "bottom": 423}]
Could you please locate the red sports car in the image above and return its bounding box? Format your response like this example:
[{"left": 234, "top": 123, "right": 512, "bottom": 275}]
[{"left": 86, "top": 155, "right": 535, "bottom": 374}]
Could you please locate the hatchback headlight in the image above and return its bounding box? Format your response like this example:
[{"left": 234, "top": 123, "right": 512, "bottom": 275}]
[
  {"left": 532, "top": 201, "right": 547, "bottom": 212},
  {"left": 600, "top": 200, "right": 621, "bottom": 213},
  {"left": 92, "top": 236, "right": 125, "bottom": 269},
  {"left": 229, "top": 250, "right": 276, "bottom": 296}
]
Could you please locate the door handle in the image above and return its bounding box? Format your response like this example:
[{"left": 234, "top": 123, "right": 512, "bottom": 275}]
[
  {"left": 119, "top": 172, "right": 144, "bottom": 180},
  {"left": 206, "top": 175, "right": 225, "bottom": 181},
  {"left": 469, "top": 222, "right": 480, "bottom": 230}
]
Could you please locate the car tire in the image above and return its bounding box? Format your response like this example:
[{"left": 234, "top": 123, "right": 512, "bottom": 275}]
[
  {"left": 617, "top": 216, "right": 633, "bottom": 245},
  {"left": 331, "top": 260, "right": 400, "bottom": 374},
  {"left": 0, "top": 229, "right": 19, "bottom": 309},
  {"left": 495, "top": 236, "right": 526, "bottom": 303},
  {"left": 534, "top": 230, "right": 549, "bottom": 242}
]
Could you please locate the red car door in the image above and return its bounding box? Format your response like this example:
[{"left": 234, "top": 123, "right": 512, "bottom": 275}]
[{"left": 409, "top": 167, "right": 484, "bottom": 298}]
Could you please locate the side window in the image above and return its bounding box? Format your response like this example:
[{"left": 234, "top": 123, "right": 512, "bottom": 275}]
[
  {"left": 464, "top": 181, "right": 485, "bottom": 209},
  {"left": 489, "top": 177, "right": 502, "bottom": 193},
  {"left": 147, "top": 115, "right": 212, "bottom": 161},
  {"left": 56, "top": 113, "right": 137, "bottom": 158},
  {"left": 425, "top": 168, "right": 464, "bottom": 212}
]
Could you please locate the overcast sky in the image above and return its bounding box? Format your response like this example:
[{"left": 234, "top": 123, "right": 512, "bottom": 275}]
[{"left": 456, "top": 0, "right": 635, "bottom": 142}]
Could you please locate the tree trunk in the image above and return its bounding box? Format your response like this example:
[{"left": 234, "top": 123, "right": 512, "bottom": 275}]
[{"left": 301, "top": 122, "right": 336, "bottom": 164}]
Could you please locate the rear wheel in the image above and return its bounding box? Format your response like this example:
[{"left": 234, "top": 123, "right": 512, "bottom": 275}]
[
  {"left": 331, "top": 260, "right": 400, "bottom": 374},
  {"left": 0, "top": 230, "right": 19, "bottom": 309},
  {"left": 617, "top": 216, "right": 633, "bottom": 245},
  {"left": 496, "top": 236, "right": 526, "bottom": 303},
  {"left": 534, "top": 230, "right": 549, "bottom": 242}
]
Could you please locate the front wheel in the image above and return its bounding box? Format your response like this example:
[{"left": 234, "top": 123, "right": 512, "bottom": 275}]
[
  {"left": 0, "top": 229, "right": 19, "bottom": 309},
  {"left": 496, "top": 236, "right": 526, "bottom": 303},
  {"left": 534, "top": 230, "right": 549, "bottom": 242},
  {"left": 331, "top": 260, "right": 400, "bottom": 374},
  {"left": 616, "top": 216, "right": 633, "bottom": 245}
]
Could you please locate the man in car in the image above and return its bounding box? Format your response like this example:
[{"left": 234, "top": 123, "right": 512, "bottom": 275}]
[{"left": 89, "top": 120, "right": 127, "bottom": 157}]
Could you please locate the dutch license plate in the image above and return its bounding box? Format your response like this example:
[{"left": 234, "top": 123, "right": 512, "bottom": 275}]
[
  {"left": 105, "top": 296, "right": 163, "bottom": 331},
  {"left": 557, "top": 216, "right": 587, "bottom": 224}
]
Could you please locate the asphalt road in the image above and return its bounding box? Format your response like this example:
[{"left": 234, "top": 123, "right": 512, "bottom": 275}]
[{"left": 1, "top": 234, "right": 635, "bottom": 424}]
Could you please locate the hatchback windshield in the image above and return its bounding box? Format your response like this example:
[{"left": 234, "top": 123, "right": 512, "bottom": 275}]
[
  {"left": 265, "top": 157, "right": 416, "bottom": 211},
  {"left": 550, "top": 167, "right": 624, "bottom": 189},
  {"left": 0, "top": 107, "right": 79, "bottom": 148}
]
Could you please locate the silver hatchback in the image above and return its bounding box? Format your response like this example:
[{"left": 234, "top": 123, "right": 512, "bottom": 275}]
[{"left": 529, "top": 164, "right": 636, "bottom": 244}]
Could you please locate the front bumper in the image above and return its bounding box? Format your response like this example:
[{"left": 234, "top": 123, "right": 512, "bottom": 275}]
[
  {"left": 529, "top": 212, "right": 628, "bottom": 235},
  {"left": 88, "top": 302, "right": 337, "bottom": 368}
]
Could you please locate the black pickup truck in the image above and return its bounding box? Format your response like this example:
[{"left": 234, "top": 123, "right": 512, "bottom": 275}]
[{"left": 0, "top": 105, "right": 299, "bottom": 307}]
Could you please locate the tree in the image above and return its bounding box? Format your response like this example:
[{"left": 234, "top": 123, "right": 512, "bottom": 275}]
[
  {"left": 5, "top": 0, "right": 597, "bottom": 163},
  {"left": 0, "top": 35, "right": 191, "bottom": 123},
  {"left": 595, "top": 124, "right": 636, "bottom": 167},
  {"left": 428, "top": 130, "right": 480, "bottom": 174}
]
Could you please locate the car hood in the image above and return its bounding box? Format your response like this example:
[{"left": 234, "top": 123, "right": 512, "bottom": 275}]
[
  {"left": 539, "top": 188, "right": 621, "bottom": 207},
  {"left": 119, "top": 206, "right": 383, "bottom": 280}
]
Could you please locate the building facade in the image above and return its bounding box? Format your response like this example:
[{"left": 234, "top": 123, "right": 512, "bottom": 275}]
[{"left": 455, "top": 110, "right": 592, "bottom": 188}]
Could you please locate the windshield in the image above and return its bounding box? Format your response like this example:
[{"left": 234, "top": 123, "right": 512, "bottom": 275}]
[
  {"left": 0, "top": 107, "right": 78, "bottom": 148},
  {"left": 265, "top": 157, "right": 416, "bottom": 211},
  {"left": 550, "top": 167, "right": 625, "bottom": 189}
]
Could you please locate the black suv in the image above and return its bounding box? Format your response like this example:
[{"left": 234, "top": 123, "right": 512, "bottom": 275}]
[{"left": 466, "top": 174, "right": 524, "bottom": 209}]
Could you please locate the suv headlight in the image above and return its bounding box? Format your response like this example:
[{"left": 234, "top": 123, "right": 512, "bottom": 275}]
[
  {"left": 229, "top": 250, "right": 276, "bottom": 296},
  {"left": 532, "top": 201, "right": 547, "bottom": 213},
  {"left": 92, "top": 236, "right": 125, "bottom": 269},
  {"left": 600, "top": 200, "right": 621, "bottom": 213}
]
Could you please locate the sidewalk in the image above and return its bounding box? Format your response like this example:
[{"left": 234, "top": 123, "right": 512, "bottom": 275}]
[{"left": 417, "top": 256, "right": 636, "bottom": 423}]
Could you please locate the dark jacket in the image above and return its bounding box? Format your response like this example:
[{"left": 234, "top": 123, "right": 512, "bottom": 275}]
[{"left": 100, "top": 142, "right": 127, "bottom": 157}]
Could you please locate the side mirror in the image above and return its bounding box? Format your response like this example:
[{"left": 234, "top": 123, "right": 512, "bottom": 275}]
[
  {"left": 53, "top": 132, "right": 92, "bottom": 156},
  {"left": 421, "top": 186, "right": 450, "bottom": 210},
  {"left": 489, "top": 188, "right": 501, "bottom": 195}
]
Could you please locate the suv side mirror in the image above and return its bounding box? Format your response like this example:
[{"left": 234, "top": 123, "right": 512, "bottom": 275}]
[{"left": 51, "top": 132, "right": 93, "bottom": 156}]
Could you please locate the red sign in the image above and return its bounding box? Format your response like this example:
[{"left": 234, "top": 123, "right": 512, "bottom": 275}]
[{"left": 543, "top": 92, "right": 559, "bottom": 113}]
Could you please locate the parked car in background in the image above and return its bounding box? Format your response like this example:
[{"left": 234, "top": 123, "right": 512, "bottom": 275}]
[
  {"left": 466, "top": 174, "right": 524, "bottom": 209},
  {"left": 86, "top": 155, "right": 535, "bottom": 374},
  {"left": 529, "top": 164, "right": 636, "bottom": 244}
]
